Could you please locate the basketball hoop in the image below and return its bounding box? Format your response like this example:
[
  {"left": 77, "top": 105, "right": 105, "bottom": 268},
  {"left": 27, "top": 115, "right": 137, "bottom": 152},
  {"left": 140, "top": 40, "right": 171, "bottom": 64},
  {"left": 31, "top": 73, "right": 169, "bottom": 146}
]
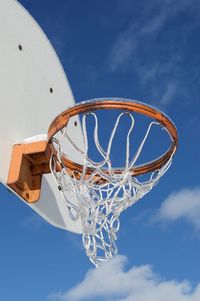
[
  {"left": 7, "top": 98, "right": 178, "bottom": 266},
  {"left": 47, "top": 99, "right": 178, "bottom": 266}
]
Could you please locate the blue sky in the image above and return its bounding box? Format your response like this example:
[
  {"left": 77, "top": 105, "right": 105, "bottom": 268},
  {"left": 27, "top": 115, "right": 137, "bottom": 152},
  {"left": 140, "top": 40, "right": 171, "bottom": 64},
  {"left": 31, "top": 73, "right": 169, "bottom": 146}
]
[{"left": 1, "top": 0, "right": 200, "bottom": 300}]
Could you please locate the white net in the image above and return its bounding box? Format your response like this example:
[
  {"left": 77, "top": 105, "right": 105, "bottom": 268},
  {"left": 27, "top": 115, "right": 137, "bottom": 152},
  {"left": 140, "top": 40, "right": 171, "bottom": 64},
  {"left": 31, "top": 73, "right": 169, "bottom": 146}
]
[{"left": 50, "top": 111, "right": 175, "bottom": 267}]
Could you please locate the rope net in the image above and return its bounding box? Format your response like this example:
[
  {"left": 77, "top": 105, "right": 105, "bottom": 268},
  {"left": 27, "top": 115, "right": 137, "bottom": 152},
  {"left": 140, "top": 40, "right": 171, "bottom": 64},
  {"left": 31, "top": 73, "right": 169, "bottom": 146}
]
[{"left": 50, "top": 111, "right": 174, "bottom": 267}]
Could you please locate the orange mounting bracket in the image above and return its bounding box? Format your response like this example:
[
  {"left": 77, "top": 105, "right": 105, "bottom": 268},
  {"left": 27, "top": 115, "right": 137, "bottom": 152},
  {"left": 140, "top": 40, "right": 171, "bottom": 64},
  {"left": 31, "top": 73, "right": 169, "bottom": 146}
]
[{"left": 7, "top": 141, "right": 52, "bottom": 203}]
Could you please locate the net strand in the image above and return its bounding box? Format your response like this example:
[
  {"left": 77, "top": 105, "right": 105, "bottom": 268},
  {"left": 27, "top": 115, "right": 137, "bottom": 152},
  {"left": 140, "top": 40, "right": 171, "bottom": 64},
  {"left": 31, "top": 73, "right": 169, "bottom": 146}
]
[{"left": 50, "top": 112, "right": 175, "bottom": 267}]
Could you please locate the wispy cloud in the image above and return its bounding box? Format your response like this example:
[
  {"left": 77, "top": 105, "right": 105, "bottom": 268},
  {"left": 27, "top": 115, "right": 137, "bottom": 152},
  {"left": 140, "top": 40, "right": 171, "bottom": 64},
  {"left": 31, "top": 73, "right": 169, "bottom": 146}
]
[
  {"left": 160, "top": 81, "right": 177, "bottom": 106},
  {"left": 137, "top": 59, "right": 179, "bottom": 108},
  {"left": 107, "top": 0, "right": 191, "bottom": 72},
  {"left": 156, "top": 187, "right": 200, "bottom": 229},
  {"left": 108, "top": 23, "right": 138, "bottom": 72},
  {"left": 107, "top": 0, "right": 199, "bottom": 107},
  {"left": 49, "top": 255, "right": 200, "bottom": 301}
]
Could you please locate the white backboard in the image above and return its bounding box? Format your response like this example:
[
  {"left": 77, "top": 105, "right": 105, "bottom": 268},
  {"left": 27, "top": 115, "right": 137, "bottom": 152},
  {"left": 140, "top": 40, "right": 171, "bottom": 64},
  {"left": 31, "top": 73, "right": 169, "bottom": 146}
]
[{"left": 0, "top": 0, "right": 84, "bottom": 233}]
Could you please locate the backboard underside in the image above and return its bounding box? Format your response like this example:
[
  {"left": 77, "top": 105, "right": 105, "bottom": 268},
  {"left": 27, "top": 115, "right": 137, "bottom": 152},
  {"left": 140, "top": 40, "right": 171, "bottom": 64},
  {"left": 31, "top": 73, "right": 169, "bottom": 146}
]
[{"left": 0, "top": 0, "right": 84, "bottom": 233}]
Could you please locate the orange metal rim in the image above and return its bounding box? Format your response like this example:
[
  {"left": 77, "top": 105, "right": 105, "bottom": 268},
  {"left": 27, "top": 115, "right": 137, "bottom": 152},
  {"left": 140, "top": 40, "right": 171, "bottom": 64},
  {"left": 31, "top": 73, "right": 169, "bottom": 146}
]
[{"left": 48, "top": 99, "right": 178, "bottom": 176}]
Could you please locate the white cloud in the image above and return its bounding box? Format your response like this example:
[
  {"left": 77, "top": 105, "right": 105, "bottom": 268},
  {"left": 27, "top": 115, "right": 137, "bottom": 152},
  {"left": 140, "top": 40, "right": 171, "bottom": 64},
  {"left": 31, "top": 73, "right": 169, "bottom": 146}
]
[
  {"left": 49, "top": 255, "right": 200, "bottom": 301},
  {"left": 157, "top": 187, "right": 200, "bottom": 229},
  {"left": 108, "top": 24, "right": 138, "bottom": 72},
  {"left": 160, "top": 81, "right": 177, "bottom": 106},
  {"left": 139, "top": 6, "right": 169, "bottom": 35},
  {"left": 107, "top": 0, "right": 200, "bottom": 108},
  {"left": 107, "top": 8, "right": 169, "bottom": 72},
  {"left": 108, "top": 0, "right": 192, "bottom": 72}
]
